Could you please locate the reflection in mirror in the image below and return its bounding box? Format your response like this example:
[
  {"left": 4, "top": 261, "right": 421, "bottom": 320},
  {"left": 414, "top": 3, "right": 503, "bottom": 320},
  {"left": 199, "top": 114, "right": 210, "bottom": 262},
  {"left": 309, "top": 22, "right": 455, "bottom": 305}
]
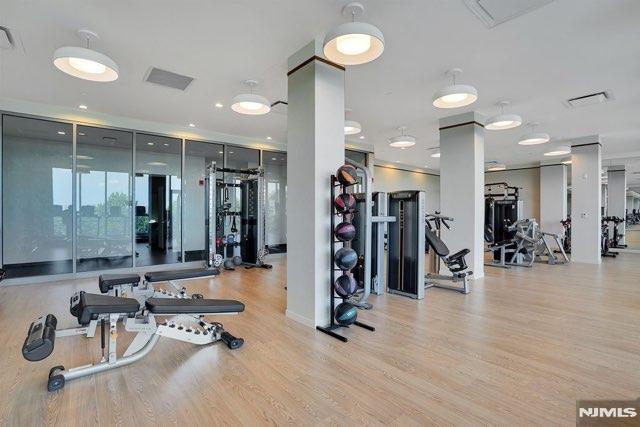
[
  {"left": 262, "top": 151, "right": 287, "bottom": 254},
  {"left": 135, "top": 134, "right": 182, "bottom": 266}
]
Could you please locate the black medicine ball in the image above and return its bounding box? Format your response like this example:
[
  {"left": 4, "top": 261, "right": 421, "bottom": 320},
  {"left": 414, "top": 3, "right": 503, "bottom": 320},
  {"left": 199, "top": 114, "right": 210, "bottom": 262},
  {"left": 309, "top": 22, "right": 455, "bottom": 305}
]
[
  {"left": 334, "top": 274, "right": 357, "bottom": 298},
  {"left": 334, "top": 247, "right": 358, "bottom": 271},
  {"left": 335, "top": 302, "right": 358, "bottom": 326},
  {"left": 334, "top": 193, "right": 356, "bottom": 213},
  {"left": 334, "top": 222, "right": 356, "bottom": 242},
  {"left": 336, "top": 164, "right": 358, "bottom": 186}
]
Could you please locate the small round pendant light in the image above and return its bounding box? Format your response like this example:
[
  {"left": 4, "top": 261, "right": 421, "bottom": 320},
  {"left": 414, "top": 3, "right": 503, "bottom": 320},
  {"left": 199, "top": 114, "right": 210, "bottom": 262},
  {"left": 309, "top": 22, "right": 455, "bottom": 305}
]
[
  {"left": 428, "top": 147, "right": 440, "bottom": 158},
  {"left": 433, "top": 68, "right": 478, "bottom": 109},
  {"left": 231, "top": 80, "right": 271, "bottom": 115},
  {"left": 389, "top": 126, "right": 416, "bottom": 148},
  {"left": 486, "top": 162, "right": 507, "bottom": 171},
  {"left": 344, "top": 120, "right": 362, "bottom": 135},
  {"left": 53, "top": 30, "right": 119, "bottom": 82},
  {"left": 518, "top": 123, "right": 550, "bottom": 145},
  {"left": 544, "top": 145, "right": 571, "bottom": 156},
  {"left": 485, "top": 101, "right": 522, "bottom": 130},
  {"left": 323, "top": 2, "right": 384, "bottom": 66}
]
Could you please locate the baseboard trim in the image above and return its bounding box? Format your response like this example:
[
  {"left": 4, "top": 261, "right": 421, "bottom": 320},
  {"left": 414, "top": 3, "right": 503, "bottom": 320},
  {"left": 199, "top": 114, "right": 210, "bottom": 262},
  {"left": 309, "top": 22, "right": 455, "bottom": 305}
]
[{"left": 285, "top": 309, "right": 315, "bottom": 328}]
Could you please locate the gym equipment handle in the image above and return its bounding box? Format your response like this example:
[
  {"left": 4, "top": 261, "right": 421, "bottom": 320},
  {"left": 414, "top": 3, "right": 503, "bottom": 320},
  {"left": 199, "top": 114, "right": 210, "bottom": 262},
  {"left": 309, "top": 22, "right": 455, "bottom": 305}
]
[
  {"left": 22, "top": 314, "right": 57, "bottom": 362},
  {"left": 221, "top": 331, "right": 244, "bottom": 350}
]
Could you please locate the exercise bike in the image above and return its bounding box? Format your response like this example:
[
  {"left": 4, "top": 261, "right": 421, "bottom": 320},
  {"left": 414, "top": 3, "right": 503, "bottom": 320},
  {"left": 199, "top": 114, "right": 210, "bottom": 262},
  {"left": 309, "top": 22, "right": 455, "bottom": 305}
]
[{"left": 601, "top": 219, "right": 617, "bottom": 258}]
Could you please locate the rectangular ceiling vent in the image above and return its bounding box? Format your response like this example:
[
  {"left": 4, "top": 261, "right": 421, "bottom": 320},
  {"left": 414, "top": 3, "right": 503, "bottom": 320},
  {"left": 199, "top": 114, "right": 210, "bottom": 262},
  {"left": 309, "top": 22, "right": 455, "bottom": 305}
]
[
  {"left": 145, "top": 67, "right": 194, "bottom": 91},
  {"left": 564, "top": 91, "right": 612, "bottom": 109},
  {"left": 463, "top": 0, "right": 554, "bottom": 28}
]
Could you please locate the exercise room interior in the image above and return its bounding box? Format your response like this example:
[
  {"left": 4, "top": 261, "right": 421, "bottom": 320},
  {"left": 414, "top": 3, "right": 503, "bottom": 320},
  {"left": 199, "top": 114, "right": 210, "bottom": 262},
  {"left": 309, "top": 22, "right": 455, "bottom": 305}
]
[{"left": 1, "top": 1, "right": 639, "bottom": 425}]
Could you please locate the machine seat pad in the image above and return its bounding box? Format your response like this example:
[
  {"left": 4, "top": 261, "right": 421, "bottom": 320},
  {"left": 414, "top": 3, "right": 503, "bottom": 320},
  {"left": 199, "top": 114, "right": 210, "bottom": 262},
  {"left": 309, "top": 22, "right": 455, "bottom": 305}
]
[
  {"left": 99, "top": 274, "right": 141, "bottom": 293},
  {"left": 75, "top": 292, "right": 140, "bottom": 325},
  {"left": 425, "top": 229, "right": 450, "bottom": 257},
  {"left": 145, "top": 268, "right": 219, "bottom": 283},
  {"left": 448, "top": 248, "right": 470, "bottom": 260},
  {"left": 145, "top": 298, "right": 245, "bottom": 314}
]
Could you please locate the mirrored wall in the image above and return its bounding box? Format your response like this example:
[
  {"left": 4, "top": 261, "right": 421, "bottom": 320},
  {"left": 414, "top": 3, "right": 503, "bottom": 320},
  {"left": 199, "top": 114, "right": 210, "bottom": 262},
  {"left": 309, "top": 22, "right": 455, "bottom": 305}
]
[{"left": 0, "top": 113, "right": 282, "bottom": 279}]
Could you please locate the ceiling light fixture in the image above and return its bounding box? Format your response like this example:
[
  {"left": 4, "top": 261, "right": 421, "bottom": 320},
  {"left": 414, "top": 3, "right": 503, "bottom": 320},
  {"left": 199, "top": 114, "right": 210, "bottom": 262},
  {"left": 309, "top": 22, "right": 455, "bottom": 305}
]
[
  {"left": 561, "top": 159, "right": 572, "bottom": 165},
  {"left": 266, "top": 136, "right": 272, "bottom": 140},
  {"left": 344, "top": 120, "right": 362, "bottom": 135},
  {"left": 518, "top": 123, "right": 550, "bottom": 145},
  {"left": 428, "top": 147, "right": 441, "bottom": 158},
  {"left": 231, "top": 80, "right": 270, "bottom": 115},
  {"left": 53, "top": 29, "right": 119, "bottom": 82},
  {"left": 433, "top": 68, "right": 478, "bottom": 109},
  {"left": 359, "top": 135, "right": 365, "bottom": 140},
  {"left": 486, "top": 163, "right": 507, "bottom": 172},
  {"left": 189, "top": 123, "right": 196, "bottom": 128},
  {"left": 57, "top": 131, "right": 66, "bottom": 135},
  {"left": 78, "top": 104, "right": 88, "bottom": 110},
  {"left": 389, "top": 126, "right": 416, "bottom": 148},
  {"left": 544, "top": 145, "right": 571, "bottom": 156},
  {"left": 323, "top": 2, "right": 384, "bottom": 66},
  {"left": 485, "top": 101, "right": 522, "bottom": 130},
  {"left": 215, "top": 103, "right": 223, "bottom": 108}
]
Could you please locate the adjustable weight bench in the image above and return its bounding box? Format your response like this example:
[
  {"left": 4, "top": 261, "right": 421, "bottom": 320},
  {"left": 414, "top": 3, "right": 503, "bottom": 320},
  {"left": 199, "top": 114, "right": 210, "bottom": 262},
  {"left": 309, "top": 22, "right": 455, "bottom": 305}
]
[
  {"left": 424, "top": 228, "right": 473, "bottom": 294},
  {"left": 22, "top": 290, "right": 244, "bottom": 392}
]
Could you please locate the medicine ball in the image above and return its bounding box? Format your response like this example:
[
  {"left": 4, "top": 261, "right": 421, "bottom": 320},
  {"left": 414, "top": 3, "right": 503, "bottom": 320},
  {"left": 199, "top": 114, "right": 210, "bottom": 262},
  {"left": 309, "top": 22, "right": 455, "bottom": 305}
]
[
  {"left": 334, "top": 274, "right": 357, "bottom": 298},
  {"left": 334, "top": 222, "right": 356, "bottom": 242},
  {"left": 336, "top": 164, "right": 358, "bottom": 187},
  {"left": 334, "top": 247, "right": 358, "bottom": 271},
  {"left": 334, "top": 193, "right": 356, "bottom": 213},
  {"left": 233, "top": 255, "right": 243, "bottom": 266},
  {"left": 334, "top": 302, "right": 358, "bottom": 326}
]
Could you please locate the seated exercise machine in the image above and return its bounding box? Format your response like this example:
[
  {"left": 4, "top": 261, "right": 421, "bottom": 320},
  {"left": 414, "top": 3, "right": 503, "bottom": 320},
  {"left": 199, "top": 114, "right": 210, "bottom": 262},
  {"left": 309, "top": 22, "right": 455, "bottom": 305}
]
[
  {"left": 484, "top": 225, "right": 512, "bottom": 269},
  {"left": 22, "top": 290, "right": 244, "bottom": 392},
  {"left": 424, "top": 213, "right": 472, "bottom": 294}
]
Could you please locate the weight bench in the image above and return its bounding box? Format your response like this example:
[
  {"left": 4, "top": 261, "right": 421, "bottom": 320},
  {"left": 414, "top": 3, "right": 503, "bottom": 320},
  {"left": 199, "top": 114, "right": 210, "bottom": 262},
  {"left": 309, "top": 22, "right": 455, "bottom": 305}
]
[
  {"left": 424, "top": 229, "right": 472, "bottom": 294},
  {"left": 23, "top": 290, "right": 244, "bottom": 392}
]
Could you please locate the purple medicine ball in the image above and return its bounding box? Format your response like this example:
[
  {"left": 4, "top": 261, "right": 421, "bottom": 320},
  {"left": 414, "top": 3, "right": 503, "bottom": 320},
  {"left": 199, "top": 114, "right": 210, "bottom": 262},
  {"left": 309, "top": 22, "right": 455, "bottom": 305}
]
[
  {"left": 334, "top": 193, "right": 356, "bottom": 213},
  {"left": 334, "top": 222, "right": 356, "bottom": 242}
]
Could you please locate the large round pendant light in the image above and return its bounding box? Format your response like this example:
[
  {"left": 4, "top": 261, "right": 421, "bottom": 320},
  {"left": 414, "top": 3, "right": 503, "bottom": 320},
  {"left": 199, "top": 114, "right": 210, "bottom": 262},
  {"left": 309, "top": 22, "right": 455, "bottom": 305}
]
[
  {"left": 433, "top": 68, "right": 478, "bottom": 109},
  {"left": 53, "top": 30, "right": 119, "bottom": 82},
  {"left": 544, "top": 145, "right": 571, "bottom": 156},
  {"left": 323, "top": 2, "right": 384, "bottom": 66},
  {"left": 231, "top": 80, "right": 271, "bottom": 115},
  {"left": 344, "top": 120, "right": 362, "bottom": 135},
  {"left": 518, "top": 123, "right": 550, "bottom": 145},
  {"left": 389, "top": 126, "right": 416, "bottom": 148},
  {"left": 485, "top": 101, "right": 522, "bottom": 130}
]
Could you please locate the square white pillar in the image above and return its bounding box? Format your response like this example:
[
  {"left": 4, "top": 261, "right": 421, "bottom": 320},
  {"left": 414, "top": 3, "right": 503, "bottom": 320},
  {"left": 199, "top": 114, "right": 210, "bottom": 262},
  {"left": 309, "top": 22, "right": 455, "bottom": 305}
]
[
  {"left": 286, "top": 40, "right": 345, "bottom": 327},
  {"left": 439, "top": 112, "right": 485, "bottom": 279},
  {"left": 570, "top": 137, "right": 602, "bottom": 264},
  {"left": 540, "top": 164, "right": 568, "bottom": 236},
  {"left": 607, "top": 168, "right": 626, "bottom": 245}
]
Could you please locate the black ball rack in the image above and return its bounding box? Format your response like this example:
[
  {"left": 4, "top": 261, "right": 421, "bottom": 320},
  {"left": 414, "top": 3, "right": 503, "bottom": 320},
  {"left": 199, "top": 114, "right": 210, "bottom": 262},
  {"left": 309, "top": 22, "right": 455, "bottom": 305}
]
[{"left": 316, "top": 174, "right": 375, "bottom": 342}]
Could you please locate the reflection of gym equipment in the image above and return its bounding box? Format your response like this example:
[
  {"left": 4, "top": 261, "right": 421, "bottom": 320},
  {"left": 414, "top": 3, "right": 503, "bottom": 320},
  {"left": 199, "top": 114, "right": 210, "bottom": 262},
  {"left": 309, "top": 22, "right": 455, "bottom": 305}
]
[
  {"left": 601, "top": 218, "right": 617, "bottom": 258},
  {"left": 560, "top": 217, "right": 571, "bottom": 254},
  {"left": 424, "top": 213, "right": 472, "bottom": 294},
  {"left": 205, "top": 163, "right": 271, "bottom": 270},
  {"left": 22, "top": 289, "right": 244, "bottom": 391},
  {"left": 604, "top": 216, "right": 626, "bottom": 249}
]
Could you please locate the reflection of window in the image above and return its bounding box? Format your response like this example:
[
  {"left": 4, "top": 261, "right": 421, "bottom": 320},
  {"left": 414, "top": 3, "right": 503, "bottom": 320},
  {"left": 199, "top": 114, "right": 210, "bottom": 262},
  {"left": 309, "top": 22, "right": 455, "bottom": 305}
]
[{"left": 52, "top": 168, "right": 72, "bottom": 237}]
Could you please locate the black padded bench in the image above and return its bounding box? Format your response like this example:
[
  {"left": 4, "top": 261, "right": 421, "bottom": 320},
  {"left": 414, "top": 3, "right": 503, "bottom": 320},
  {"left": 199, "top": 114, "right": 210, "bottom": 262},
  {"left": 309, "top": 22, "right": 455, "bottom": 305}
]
[
  {"left": 144, "top": 268, "right": 219, "bottom": 283},
  {"left": 72, "top": 291, "right": 140, "bottom": 325},
  {"left": 146, "top": 298, "right": 245, "bottom": 314},
  {"left": 99, "top": 274, "right": 141, "bottom": 293}
]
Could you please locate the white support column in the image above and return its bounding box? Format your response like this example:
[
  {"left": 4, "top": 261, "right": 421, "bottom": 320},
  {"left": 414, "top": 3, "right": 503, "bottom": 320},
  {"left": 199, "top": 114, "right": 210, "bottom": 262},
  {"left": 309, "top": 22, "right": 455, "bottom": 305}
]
[
  {"left": 570, "top": 137, "right": 602, "bottom": 264},
  {"left": 286, "top": 40, "right": 345, "bottom": 327},
  {"left": 439, "top": 112, "right": 485, "bottom": 278},
  {"left": 539, "top": 164, "right": 568, "bottom": 236},
  {"left": 607, "top": 167, "right": 626, "bottom": 245}
]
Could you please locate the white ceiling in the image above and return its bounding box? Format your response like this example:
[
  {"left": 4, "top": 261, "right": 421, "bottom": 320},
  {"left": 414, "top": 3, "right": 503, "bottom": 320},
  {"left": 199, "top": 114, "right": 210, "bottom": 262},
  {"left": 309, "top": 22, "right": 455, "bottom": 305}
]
[{"left": 1, "top": 0, "right": 640, "bottom": 186}]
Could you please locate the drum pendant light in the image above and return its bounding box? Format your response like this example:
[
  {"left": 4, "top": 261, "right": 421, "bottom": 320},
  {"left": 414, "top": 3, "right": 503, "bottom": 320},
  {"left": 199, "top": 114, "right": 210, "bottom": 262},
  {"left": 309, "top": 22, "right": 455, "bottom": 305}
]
[
  {"left": 389, "top": 126, "right": 416, "bottom": 148},
  {"left": 231, "top": 80, "right": 271, "bottom": 115},
  {"left": 433, "top": 68, "right": 478, "bottom": 109},
  {"left": 518, "top": 123, "right": 550, "bottom": 145},
  {"left": 485, "top": 101, "right": 522, "bottom": 130},
  {"left": 323, "top": 2, "right": 384, "bottom": 66},
  {"left": 53, "top": 30, "right": 119, "bottom": 82},
  {"left": 344, "top": 120, "right": 362, "bottom": 135}
]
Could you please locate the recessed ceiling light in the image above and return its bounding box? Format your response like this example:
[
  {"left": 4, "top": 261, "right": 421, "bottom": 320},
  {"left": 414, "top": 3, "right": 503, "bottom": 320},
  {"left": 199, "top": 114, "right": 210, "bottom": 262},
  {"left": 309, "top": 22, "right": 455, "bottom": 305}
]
[
  {"left": 147, "top": 142, "right": 154, "bottom": 146},
  {"left": 518, "top": 123, "right": 550, "bottom": 145},
  {"left": 78, "top": 104, "right": 88, "bottom": 110},
  {"left": 188, "top": 123, "right": 196, "bottom": 128},
  {"left": 163, "top": 143, "right": 169, "bottom": 146},
  {"left": 433, "top": 68, "right": 478, "bottom": 109},
  {"left": 229, "top": 151, "right": 234, "bottom": 154},
  {"left": 215, "top": 102, "right": 224, "bottom": 108},
  {"left": 272, "top": 157, "right": 277, "bottom": 161},
  {"left": 218, "top": 151, "right": 223, "bottom": 154},
  {"left": 359, "top": 135, "right": 365, "bottom": 140},
  {"left": 266, "top": 136, "right": 272, "bottom": 140},
  {"left": 78, "top": 132, "right": 86, "bottom": 136},
  {"left": 57, "top": 131, "right": 66, "bottom": 135},
  {"left": 323, "top": 2, "right": 384, "bottom": 66},
  {"left": 485, "top": 101, "right": 522, "bottom": 130},
  {"left": 53, "top": 29, "right": 119, "bottom": 82},
  {"left": 544, "top": 145, "right": 571, "bottom": 156},
  {"left": 231, "top": 80, "right": 270, "bottom": 115},
  {"left": 486, "top": 163, "right": 507, "bottom": 172},
  {"left": 344, "top": 120, "right": 362, "bottom": 135},
  {"left": 389, "top": 126, "right": 416, "bottom": 148}
]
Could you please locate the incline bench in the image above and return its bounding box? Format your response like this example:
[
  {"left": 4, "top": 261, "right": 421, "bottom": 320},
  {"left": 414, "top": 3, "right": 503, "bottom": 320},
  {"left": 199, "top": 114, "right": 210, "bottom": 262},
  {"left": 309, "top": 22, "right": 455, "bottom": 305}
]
[{"left": 23, "top": 284, "right": 244, "bottom": 392}]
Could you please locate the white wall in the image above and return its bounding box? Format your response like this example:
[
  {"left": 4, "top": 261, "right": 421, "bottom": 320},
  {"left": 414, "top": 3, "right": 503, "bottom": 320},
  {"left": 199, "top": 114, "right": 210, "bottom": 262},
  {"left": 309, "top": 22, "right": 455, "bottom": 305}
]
[
  {"left": 373, "top": 165, "right": 440, "bottom": 212},
  {"left": 485, "top": 168, "right": 541, "bottom": 220}
]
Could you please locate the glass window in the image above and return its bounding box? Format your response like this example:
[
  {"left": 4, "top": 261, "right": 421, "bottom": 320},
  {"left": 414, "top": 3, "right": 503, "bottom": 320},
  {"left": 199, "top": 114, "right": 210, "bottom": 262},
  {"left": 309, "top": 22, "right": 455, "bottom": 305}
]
[
  {"left": 76, "top": 126, "right": 133, "bottom": 272},
  {"left": 135, "top": 134, "right": 182, "bottom": 266},
  {"left": 183, "top": 140, "right": 224, "bottom": 262},
  {"left": 262, "top": 151, "right": 287, "bottom": 253},
  {"left": 2, "top": 115, "right": 73, "bottom": 278}
]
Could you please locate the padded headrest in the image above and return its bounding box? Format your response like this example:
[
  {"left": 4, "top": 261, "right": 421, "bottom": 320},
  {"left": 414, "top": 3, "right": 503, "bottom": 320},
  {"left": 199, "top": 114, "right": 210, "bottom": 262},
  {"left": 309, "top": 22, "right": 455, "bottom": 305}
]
[
  {"left": 425, "top": 228, "right": 449, "bottom": 257},
  {"left": 484, "top": 225, "right": 494, "bottom": 243}
]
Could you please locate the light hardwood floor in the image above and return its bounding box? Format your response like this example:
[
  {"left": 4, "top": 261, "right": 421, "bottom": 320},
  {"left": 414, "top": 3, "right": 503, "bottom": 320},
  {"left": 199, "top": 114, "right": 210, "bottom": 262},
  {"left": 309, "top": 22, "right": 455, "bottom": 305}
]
[{"left": 1, "top": 253, "right": 639, "bottom": 426}]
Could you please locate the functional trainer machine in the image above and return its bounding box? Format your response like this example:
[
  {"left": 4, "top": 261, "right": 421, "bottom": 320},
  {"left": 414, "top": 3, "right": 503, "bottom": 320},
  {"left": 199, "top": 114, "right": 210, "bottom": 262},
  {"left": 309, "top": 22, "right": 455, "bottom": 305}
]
[
  {"left": 22, "top": 290, "right": 245, "bottom": 392},
  {"left": 485, "top": 182, "right": 523, "bottom": 260}
]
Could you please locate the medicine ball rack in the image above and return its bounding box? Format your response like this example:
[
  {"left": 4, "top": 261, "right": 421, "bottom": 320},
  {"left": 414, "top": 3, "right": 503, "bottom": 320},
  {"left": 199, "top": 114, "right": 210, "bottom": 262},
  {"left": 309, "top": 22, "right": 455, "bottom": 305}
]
[{"left": 316, "top": 174, "right": 375, "bottom": 343}]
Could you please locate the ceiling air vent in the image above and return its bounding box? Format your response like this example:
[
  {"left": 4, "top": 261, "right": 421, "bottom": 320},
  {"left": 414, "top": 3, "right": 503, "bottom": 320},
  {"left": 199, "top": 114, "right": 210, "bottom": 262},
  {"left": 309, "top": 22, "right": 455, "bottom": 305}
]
[
  {"left": 464, "top": 0, "right": 554, "bottom": 28},
  {"left": 564, "top": 91, "right": 612, "bottom": 109},
  {"left": 145, "top": 67, "right": 194, "bottom": 91}
]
